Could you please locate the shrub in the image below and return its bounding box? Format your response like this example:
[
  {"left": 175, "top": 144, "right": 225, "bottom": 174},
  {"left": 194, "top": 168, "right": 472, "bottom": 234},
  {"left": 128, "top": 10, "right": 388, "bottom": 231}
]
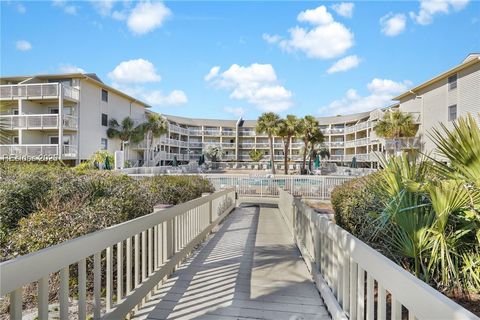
[
  {"left": 331, "top": 173, "right": 389, "bottom": 251},
  {"left": 0, "top": 163, "right": 69, "bottom": 245},
  {"left": 146, "top": 175, "right": 215, "bottom": 205}
]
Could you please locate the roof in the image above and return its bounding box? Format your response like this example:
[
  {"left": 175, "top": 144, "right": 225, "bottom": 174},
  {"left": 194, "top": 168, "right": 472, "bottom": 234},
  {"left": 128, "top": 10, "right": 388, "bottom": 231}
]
[
  {"left": 0, "top": 73, "right": 152, "bottom": 108},
  {"left": 394, "top": 54, "right": 480, "bottom": 100}
]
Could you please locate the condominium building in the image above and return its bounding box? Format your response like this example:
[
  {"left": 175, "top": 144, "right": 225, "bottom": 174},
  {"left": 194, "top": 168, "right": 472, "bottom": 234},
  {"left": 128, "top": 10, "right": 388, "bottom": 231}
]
[
  {"left": 1, "top": 53, "right": 479, "bottom": 167},
  {"left": 0, "top": 73, "right": 149, "bottom": 165}
]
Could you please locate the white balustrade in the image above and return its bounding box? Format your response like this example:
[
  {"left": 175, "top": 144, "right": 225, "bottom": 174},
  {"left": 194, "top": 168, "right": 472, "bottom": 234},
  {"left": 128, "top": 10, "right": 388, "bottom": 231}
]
[
  {"left": 0, "top": 189, "right": 236, "bottom": 320},
  {"left": 277, "top": 189, "right": 478, "bottom": 320},
  {"left": 0, "top": 83, "right": 79, "bottom": 101}
]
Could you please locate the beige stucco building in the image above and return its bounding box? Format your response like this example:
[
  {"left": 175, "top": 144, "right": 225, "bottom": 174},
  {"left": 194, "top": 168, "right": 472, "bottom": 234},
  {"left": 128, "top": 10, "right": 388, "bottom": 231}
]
[{"left": 1, "top": 54, "right": 479, "bottom": 168}]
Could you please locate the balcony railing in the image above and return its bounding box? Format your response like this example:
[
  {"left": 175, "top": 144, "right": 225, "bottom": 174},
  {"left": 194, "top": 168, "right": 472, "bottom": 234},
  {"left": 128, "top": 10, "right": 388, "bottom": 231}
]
[
  {"left": 0, "top": 83, "right": 79, "bottom": 101},
  {"left": 384, "top": 137, "right": 422, "bottom": 150},
  {"left": 168, "top": 124, "right": 189, "bottom": 135},
  {"left": 0, "top": 114, "right": 78, "bottom": 130},
  {"left": 0, "top": 144, "right": 77, "bottom": 159},
  {"left": 221, "top": 130, "right": 236, "bottom": 136},
  {"left": 203, "top": 130, "right": 221, "bottom": 136}
]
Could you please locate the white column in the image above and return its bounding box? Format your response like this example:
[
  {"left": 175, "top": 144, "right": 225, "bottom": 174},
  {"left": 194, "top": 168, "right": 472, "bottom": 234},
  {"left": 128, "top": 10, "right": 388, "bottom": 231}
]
[
  {"left": 18, "top": 99, "right": 23, "bottom": 144},
  {"left": 58, "top": 84, "right": 64, "bottom": 160}
]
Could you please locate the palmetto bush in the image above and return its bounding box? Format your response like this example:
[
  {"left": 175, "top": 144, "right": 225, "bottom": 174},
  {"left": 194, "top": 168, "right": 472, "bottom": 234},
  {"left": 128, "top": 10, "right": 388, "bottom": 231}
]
[
  {"left": 333, "top": 114, "right": 480, "bottom": 294},
  {"left": 374, "top": 114, "right": 480, "bottom": 292}
]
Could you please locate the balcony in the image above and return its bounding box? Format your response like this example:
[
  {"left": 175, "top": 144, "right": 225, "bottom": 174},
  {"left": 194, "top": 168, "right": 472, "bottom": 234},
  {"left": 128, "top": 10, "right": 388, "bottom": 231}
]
[
  {"left": 203, "top": 130, "right": 222, "bottom": 136},
  {"left": 188, "top": 129, "right": 203, "bottom": 136},
  {"left": 188, "top": 141, "right": 203, "bottom": 148},
  {"left": 330, "top": 141, "right": 344, "bottom": 148},
  {"left": 221, "top": 130, "right": 236, "bottom": 136},
  {"left": 0, "top": 144, "right": 77, "bottom": 159},
  {"left": 0, "top": 114, "right": 78, "bottom": 130},
  {"left": 168, "top": 124, "right": 189, "bottom": 135},
  {"left": 384, "top": 137, "right": 422, "bottom": 150},
  {"left": 0, "top": 83, "right": 80, "bottom": 101},
  {"left": 238, "top": 130, "right": 256, "bottom": 136}
]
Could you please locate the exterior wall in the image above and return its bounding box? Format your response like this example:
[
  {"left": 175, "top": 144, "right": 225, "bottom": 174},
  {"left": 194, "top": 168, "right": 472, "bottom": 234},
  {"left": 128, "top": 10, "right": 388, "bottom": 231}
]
[
  {"left": 399, "top": 61, "right": 480, "bottom": 154},
  {"left": 77, "top": 80, "right": 146, "bottom": 162},
  {"left": 458, "top": 62, "right": 480, "bottom": 120}
]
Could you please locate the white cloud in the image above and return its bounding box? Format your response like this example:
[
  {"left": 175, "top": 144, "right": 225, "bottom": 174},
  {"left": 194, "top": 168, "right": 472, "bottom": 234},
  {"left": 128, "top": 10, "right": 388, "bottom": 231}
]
[
  {"left": 143, "top": 89, "right": 188, "bottom": 106},
  {"left": 297, "top": 6, "right": 334, "bottom": 25},
  {"left": 205, "top": 63, "right": 293, "bottom": 112},
  {"left": 16, "top": 3, "right": 26, "bottom": 14},
  {"left": 262, "top": 33, "right": 282, "bottom": 44},
  {"left": 59, "top": 64, "right": 85, "bottom": 73},
  {"left": 380, "top": 13, "right": 407, "bottom": 36},
  {"left": 127, "top": 1, "right": 171, "bottom": 35},
  {"left": 16, "top": 40, "right": 32, "bottom": 51},
  {"left": 327, "top": 55, "right": 360, "bottom": 73},
  {"left": 108, "top": 59, "right": 187, "bottom": 107},
  {"left": 319, "top": 78, "right": 411, "bottom": 115},
  {"left": 52, "top": 0, "right": 78, "bottom": 15},
  {"left": 91, "top": 0, "right": 117, "bottom": 16},
  {"left": 204, "top": 66, "right": 220, "bottom": 81},
  {"left": 224, "top": 107, "right": 245, "bottom": 117},
  {"left": 265, "top": 5, "right": 354, "bottom": 60},
  {"left": 108, "top": 59, "right": 161, "bottom": 84},
  {"left": 331, "top": 3, "right": 354, "bottom": 18},
  {"left": 410, "top": 0, "right": 469, "bottom": 25}
]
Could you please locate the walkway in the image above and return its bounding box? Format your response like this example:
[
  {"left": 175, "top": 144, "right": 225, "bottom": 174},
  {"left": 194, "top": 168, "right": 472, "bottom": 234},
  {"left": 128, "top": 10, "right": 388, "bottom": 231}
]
[{"left": 133, "top": 204, "right": 330, "bottom": 320}]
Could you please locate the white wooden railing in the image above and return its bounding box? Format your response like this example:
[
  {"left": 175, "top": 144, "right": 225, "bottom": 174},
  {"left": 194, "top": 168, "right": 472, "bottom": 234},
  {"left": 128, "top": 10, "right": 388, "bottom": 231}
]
[
  {"left": 206, "top": 174, "right": 352, "bottom": 199},
  {"left": 0, "top": 189, "right": 236, "bottom": 319},
  {"left": 0, "top": 144, "right": 78, "bottom": 159},
  {"left": 278, "top": 189, "right": 478, "bottom": 320},
  {"left": 0, "top": 83, "right": 79, "bottom": 101},
  {"left": 0, "top": 114, "right": 78, "bottom": 130}
]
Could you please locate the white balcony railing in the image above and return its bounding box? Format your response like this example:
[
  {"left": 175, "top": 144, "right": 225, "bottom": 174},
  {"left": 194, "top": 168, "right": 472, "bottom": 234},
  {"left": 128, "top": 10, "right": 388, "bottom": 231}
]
[
  {"left": 384, "top": 137, "right": 422, "bottom": 150},
  {"left": 0, "top": 83, "right": 79, "bottom": 101},
  {"left": 0, "top": 144, "right": 77, "bottom": 159},
  {"left": 0, "top": 114, "right": 78, "bottom": 130}
]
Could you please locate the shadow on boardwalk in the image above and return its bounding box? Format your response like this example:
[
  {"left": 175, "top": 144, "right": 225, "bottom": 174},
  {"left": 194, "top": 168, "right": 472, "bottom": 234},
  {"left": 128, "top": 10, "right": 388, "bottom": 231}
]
[{"left": 133, "top": 204, "right": 330, "bottom": 320}]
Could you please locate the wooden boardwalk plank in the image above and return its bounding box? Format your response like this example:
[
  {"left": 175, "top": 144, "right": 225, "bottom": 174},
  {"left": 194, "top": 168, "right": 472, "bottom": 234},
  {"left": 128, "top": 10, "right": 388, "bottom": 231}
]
[{"left": 133, "top": 205, "right": 330, "bottom": 320}]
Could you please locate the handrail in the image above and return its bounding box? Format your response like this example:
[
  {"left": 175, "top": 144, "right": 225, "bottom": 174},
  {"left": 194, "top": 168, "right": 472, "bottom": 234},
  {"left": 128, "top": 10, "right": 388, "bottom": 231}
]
[
  {"left": 0, "top": 189, "right": 236, "bottom": 319},
  {"left": 278, "top": 189, "right": 478, "bottom": 320}
]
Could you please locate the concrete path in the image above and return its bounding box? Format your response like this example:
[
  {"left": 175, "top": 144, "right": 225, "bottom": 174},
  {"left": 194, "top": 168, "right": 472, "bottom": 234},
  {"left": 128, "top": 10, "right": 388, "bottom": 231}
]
[{"left": 133, "top": 205, "right": 330, "bottom": 320}]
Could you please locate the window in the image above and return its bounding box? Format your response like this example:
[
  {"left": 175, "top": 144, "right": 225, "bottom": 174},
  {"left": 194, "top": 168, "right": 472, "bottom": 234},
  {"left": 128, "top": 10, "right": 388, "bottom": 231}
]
[
  {"left": 49, "top": 108, "right": 59, "bottom": 114},
  {"left": 101, "top": 89, "right": 108, "bottom": 102},
  {"left": 12, "top": 109, "right": 19, "bottom": 115},
  {"left": 448, "top": 105, "right": 457, "bottom": 122},
  {"left": 13, "top": 136, "right": 19, "bottom": 144},
  {"left": 49, "top": 136, "right": 70, "bottom": 145},
  {"left": 49, "top": 136, "right": 59, "bottom": 145},
  {"left": 101, "top": 113, "right": 108, "bottom": 126},
  {"left": 101, "top": 138, "right": 108, "bottom": 150},
  {"left": 448, "top": 74, "right": 457, "bottom": 90}
]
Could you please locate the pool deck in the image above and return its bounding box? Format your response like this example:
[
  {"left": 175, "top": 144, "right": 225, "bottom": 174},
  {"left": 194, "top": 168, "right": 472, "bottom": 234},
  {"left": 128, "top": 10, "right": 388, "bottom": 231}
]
[{"left": 132, "top": 205, "right": 330, "bottom": 320}]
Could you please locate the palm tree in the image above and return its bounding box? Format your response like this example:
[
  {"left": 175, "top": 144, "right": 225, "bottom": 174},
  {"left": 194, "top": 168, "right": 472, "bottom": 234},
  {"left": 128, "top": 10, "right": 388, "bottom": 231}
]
[
  {"left": 307, "top": 129, "right": 325, "bottom": 172},
  {"left": 374, "top": 110, "right": 417, "bottom": 155},
  {"left": 106, "top": 117, "right": 144, "bottom": 162},
  {"left": 141, "top": 113, "right": 168, "bottom": 166},
  {"left": 256, "top": 112, "right": 281, "bottom": 174},
  {"left": 277, "top": 115, "right": 301, "bottom": 174},
  {"left": 299, "top": 116, "right": 322, "bottom": 174}
]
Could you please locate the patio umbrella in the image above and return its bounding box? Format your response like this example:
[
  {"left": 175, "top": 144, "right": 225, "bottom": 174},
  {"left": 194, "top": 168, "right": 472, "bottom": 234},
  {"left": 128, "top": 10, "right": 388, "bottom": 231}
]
[
  {"left": 351, "top": 156, "right": 357, "bottom": 168},
  {"left": 314, "top": 155, "right": 320, "bottom": 169},
  {"left": 173, "top": 156, "right": 178, "bottom": 167},
  {"left": 104, "top": 156, "right": 112, "bottom": 170}
]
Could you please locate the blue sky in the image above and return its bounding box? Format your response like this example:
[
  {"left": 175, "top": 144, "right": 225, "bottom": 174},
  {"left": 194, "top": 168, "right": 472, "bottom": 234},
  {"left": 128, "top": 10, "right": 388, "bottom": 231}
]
[{"left": 1, "top": 1, "right": 479, "bottom": 119}]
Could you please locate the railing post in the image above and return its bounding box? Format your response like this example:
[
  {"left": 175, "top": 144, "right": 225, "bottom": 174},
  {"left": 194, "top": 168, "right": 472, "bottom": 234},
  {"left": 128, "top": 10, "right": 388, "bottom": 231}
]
[{"left": 209, "top": 198, "right": 213, "bottom": 224}]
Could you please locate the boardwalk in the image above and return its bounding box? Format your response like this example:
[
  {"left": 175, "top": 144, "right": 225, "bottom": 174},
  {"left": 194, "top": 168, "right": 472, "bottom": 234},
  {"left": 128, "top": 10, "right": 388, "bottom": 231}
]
[{"left": 133, "top": 204, "right": 330, "bottom": 320}]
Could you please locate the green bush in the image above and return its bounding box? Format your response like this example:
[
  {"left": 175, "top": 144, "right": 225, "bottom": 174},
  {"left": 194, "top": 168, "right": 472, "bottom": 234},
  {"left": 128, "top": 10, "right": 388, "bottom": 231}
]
[
  {"left": 147, "top": 175, "right": 215, "bottom": 205},
  {"left": 0, "top": 163, "right": 215, "bottom": 261},
  {"left": 331, "top": 173, "right": 389, "bottom": 249}
]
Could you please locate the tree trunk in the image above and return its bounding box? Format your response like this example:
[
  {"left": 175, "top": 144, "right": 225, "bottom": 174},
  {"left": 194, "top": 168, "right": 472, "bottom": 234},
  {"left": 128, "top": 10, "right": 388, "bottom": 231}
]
[
  {"left": 269, "top": 135, "right": 276, "bottom": 174},
  {"left": 284, "top": 137, "right": 289, "bottom": 175},
  {"left": 302, "top": 139, "right": 308, "bottom": 174},
  {"left": 308, "top": 143, "right": 313, "bottom": 172}
]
